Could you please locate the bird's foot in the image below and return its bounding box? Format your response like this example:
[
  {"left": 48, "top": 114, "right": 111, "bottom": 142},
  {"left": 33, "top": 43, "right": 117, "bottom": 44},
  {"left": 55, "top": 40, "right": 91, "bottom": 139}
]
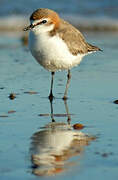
[
  {"left": 62, "top": 95, "right": 68, "bottom": 101},
  {"left": 48, "top": 93, "right": 54, "bottom": 101}
]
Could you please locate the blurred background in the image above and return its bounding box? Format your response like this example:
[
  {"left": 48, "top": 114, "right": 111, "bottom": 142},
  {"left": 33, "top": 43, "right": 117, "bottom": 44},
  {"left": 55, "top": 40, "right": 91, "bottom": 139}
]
[
  {"left": 0, "top": 0, "right": 118, "bottom": 32},
  {"left": 0, "top": 1, "right": 118, "bottom": 179}
]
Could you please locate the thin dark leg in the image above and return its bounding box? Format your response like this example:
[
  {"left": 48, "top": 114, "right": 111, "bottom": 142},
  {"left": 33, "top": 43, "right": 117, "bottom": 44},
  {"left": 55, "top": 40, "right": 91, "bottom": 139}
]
[
  {"left": 48, "top": 72, "right": 55, "bottom": 100},
  {"left": 63, "top": 70, "right": 71, "bottom": 100}
]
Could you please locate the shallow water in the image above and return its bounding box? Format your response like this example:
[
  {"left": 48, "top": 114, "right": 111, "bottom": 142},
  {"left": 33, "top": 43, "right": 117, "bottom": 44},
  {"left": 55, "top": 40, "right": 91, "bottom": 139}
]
[{"left": 0, "top": 31, "right": 118, "bottom": 179}]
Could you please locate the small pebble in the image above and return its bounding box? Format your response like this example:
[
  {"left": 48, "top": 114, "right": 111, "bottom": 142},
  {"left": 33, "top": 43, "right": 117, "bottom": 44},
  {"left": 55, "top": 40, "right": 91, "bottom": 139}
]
[
  {"left": 101, "top": 152, "right": 113, "bottom": 158},
  {"left": 8, "top": 110, "right": 16, "bottom": 114},
  {"left": 73, "top": 123, "right": 84, "bottom": 130},
  {"left": 24, "top": 91, "right": 38, "bottom": 95},
  {"left": 113, "top": 100, "right": 118, "bottom": 104},
  {"left": 0, "top": 115, "right": 8, "bottom": 118}
]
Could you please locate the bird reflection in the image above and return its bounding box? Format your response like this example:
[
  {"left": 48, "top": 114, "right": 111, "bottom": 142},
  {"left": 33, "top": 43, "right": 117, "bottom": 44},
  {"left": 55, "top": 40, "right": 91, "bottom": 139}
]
[{"left": 30, "top": 99, "right": 95, "bottom": 176}]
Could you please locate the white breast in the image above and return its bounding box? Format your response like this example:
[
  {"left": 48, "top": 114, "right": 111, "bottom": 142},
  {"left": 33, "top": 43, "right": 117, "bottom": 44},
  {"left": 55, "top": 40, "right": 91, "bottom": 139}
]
[{"left": 29, "top": 31, "right": 85, "bottom": 71}]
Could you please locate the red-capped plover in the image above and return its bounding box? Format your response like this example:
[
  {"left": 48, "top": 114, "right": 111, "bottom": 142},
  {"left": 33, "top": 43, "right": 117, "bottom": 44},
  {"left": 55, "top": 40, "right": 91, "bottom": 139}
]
[{"left": 24, "top": 8, "right": 101, "bottom": 100}]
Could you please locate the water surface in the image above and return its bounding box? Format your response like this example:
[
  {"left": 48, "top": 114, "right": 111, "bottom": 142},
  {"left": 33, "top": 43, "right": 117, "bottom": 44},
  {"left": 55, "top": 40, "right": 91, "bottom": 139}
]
[{"left": 0, "top": 32, "right": 118, "bottom": 179}]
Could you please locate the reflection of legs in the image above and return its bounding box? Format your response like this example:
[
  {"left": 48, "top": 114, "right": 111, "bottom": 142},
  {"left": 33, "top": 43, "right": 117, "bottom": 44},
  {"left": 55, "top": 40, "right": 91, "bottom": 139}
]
[
  {"left": 63, "top": 70, "right": 71, "bottom": 100},
  {"left": 49, "top": 97, "right": 71, "bottom": 123},
  {"left": 49, "top": 98, "right": 55, "bottom": 122},
  {"left": 48, "top": 72, "right": 55, "bottom": 100},
  {"left": 63, "top": 99, "right": 71, "bottom": 124}
]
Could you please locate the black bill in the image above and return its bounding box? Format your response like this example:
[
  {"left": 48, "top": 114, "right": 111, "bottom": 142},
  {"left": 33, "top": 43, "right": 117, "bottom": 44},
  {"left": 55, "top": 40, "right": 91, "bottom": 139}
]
[{"left": 23, "top": 24, "right": 34, "bottom": 31}]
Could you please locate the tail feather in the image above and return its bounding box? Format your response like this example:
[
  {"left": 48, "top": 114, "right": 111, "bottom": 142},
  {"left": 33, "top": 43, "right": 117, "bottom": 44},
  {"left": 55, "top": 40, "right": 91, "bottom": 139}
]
[{"left": 87, "top": 43, "right": 102, "bottom": 52}]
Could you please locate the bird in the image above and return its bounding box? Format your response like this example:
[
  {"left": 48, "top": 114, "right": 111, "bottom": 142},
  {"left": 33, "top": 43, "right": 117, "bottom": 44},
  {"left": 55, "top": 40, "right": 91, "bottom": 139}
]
[{"left": 24, "top": 8, "right": 101, "bottom": 100}]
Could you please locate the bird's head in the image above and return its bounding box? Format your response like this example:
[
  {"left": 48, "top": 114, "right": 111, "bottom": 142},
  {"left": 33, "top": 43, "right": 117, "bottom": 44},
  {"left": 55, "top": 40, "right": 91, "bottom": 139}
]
[{"left": 24, "top": 8, "right": 60, "bottom": 34}]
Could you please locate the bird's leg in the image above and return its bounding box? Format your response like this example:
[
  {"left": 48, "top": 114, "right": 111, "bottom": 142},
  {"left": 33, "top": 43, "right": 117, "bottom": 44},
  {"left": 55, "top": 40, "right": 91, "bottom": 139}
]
[
  {"left": 48, "top": 72, "right": 55, "bottom": 100},
  {"left": 63, "top": 70, "right": 71, "bottom": 100}
]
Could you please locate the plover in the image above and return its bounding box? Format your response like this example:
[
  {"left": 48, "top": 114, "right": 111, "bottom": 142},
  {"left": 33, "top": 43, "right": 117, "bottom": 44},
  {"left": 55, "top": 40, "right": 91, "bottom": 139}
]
[{"left": 24, "top": 8, "right": 101, "bottom": 100}]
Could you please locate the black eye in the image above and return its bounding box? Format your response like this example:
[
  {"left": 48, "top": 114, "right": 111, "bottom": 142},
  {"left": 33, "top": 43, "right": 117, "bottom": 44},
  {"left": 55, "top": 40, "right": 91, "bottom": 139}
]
[{"left": 41, "top": 20, "right": 47, "bottom": 24}]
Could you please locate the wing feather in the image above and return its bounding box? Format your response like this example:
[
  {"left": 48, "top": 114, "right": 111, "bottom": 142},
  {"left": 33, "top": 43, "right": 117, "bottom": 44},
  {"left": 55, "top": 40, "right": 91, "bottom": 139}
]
[{"left": 57, "top": 19, "right": 101, "bottom": 55}]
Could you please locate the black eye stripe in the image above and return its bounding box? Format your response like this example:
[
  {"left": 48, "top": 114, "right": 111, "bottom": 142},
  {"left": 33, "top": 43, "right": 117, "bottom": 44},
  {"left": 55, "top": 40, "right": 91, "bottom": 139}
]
[{"left": 33, "top": 20, "right": 47, "bottom": 27}]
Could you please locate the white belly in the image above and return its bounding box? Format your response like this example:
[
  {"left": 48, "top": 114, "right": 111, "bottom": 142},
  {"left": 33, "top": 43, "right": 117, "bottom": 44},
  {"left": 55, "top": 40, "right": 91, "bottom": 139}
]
[{"left": 29, "top": 31, "right": 85, "bottom": 71}]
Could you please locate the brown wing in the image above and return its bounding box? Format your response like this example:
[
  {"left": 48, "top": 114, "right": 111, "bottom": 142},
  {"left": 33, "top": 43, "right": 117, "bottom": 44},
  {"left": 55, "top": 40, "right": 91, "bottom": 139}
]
[{"left": 57, "top": 19, "right": 101, "bottom": 55}]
